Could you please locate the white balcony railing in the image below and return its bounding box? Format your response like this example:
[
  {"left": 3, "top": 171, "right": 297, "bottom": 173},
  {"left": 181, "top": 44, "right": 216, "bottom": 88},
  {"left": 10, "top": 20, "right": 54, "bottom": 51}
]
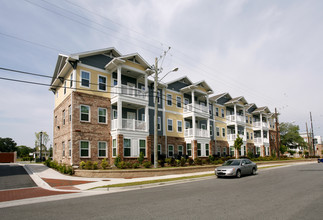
[
  {"left": 112, "top": 85, "right": 147, "bottom": 101},
  {"left": 111, "top": 119, "right": 147, "bottom": 131},
  {"left": 226, "top": 115, "right": 245, "bottom": 123},
  {"left": 254, "top": 121, "right": 269, "bottom": 128},
  {"left": 228, "top": 134, "right": 246, "bottom": 141},
  {"left": 184, "top": 103, "right": 209, "bottom": 115},
  {"left": 184, "top": 128, "right": 209, "bottom": 138},
  {"left": 254, "top": 137, "right": 270, "bottom": 144}
]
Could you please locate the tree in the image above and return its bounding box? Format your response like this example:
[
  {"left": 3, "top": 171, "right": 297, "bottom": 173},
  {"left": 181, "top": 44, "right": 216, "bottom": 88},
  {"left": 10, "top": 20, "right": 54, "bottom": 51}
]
[
  {"left": 280, "top": 122, "right": 307, "bottom": 149},
  {"left": 17, "top": 145, "right": 34, "bottom": 158},
  {"left": 35, "top": 132, "right": 50, "bottom": 152},
  {"left": 0, "top": 137, "right": 17, "bottom": 152},
  {"left": 234, "top": 135, "right": 243, "bottom": 159},
  {"left": 280, "top": 145, "right": 288, "bottom": 155}
]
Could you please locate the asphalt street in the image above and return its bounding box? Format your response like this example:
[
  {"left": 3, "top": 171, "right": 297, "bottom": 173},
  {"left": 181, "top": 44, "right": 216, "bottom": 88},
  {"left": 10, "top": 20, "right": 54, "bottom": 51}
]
[
  {"left": 0, "top": 164, "right": 36, "bottom": 190},
  {"left": 1, "top": 163, "right": 323, "bottom": 219}
]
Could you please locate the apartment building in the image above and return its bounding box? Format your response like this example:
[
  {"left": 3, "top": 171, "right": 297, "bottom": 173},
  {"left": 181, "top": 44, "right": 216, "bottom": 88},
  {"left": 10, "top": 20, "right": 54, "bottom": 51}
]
[{"left": 50, "top": 47, "right": 278, "bottom": 166}]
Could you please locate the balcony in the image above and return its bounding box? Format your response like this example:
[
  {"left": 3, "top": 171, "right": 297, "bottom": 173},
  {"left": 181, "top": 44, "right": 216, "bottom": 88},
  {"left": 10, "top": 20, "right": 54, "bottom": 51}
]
[
  {"left": 183, "top": 103, "right": 209, "bottom": 117},
  {"left": 111, "top": 119, "right": 147, "bottom": 132},
  {"left": 111, "top": 85, "right": 147, "bottom": 101},
  {"left": 226, "top": 115, "right": 245, "bottom": 123},
  {"left": 227, "top": 134, "right": 246, "bottom": 141},
  {"left": 254, "top": 121, "right": 269, "bottom": 129},
  {"left": 184, "top": 128, "right": 209, "bottom": 138},
  {"left": 254, "top": 137, "right": 269, "bottom": 144}
]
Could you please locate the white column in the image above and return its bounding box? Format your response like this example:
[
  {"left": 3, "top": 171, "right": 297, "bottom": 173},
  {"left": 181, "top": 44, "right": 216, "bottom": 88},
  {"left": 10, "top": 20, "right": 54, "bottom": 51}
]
[
  {"left": 260, "top": 113, "right": 263, "bottom": 142},
  {"left": 192, "top": 90, "right": 196, "bottom": 138},
  {"left": 117, "top": 66, "right": 122, "bottom": 94},
  {"left": 234, "top": 104, "right": 237, "bottom": 122},
  {"left": 206, "top": 96, "right": 210, "bottom": 138},
  {"left": 72, "top": 69, "right": 76, "bottom": 90},
  {"left": 117, "top": 100, "right": 122, "bottom": 130},
  {"left": 144, "top": 74, "right": 148, "bottom": 100},
  {"left": 145, "top": 105, "right": 149, "bottom": 132}
]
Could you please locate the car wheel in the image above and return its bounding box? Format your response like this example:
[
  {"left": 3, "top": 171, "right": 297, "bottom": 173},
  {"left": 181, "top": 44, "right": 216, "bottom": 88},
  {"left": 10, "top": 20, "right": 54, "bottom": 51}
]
[
  {"left": 252, "top": 168, "right": 256, "bottom": 175},
  {"left": 236, "top": 170, "right": 241, "bottom": 178},
  {"left": 217, "top": 176, "right": 222, "bottom": 178}
]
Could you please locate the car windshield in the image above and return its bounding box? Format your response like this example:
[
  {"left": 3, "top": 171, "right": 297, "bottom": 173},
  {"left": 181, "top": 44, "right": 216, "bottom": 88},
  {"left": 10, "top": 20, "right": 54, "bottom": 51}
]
[{"left": 222, "top": 160, "right": 241, "bottom": 166}]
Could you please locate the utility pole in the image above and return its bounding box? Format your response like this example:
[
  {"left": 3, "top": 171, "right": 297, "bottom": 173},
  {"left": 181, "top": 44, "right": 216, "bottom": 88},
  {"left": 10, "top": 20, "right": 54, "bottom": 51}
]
[
  {"left": 153, "top": 57, "right": 158, "bottom": 168},
  {"left": 310, "top": 112, "right": 315, "bottom": 157},
  {"left": 275, "top": 108, "right": 280, "bottom": 159},
  {"left": 40, "top": 131, "right": 43, "bottom": 162},
  {"left": 306, "top": 123, "right": 312, "bottom": 156}
]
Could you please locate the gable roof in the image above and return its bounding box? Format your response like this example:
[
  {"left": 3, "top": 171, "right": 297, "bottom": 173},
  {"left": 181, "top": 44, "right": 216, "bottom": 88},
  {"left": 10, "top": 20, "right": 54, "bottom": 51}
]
[
  {"left": 210, "top": 93, "right": 230, "bottom": 101},
  {"left": 120, "top": 53, "right": 151, "bottom": 69},
  {"left": 252, "top": 106, "right": 271, "bottom": 114},
  {"left": 225, "top": 96, "right": 248, "bottom": 105},
  {"left": 166, "top": 76, "right": 193, "bottom": 86},
  {"left": 192, "top": 80, "right": 213, "bottom": 94},
  {"left": 69, "top": 47, "right": 122, "bottom": 59}
]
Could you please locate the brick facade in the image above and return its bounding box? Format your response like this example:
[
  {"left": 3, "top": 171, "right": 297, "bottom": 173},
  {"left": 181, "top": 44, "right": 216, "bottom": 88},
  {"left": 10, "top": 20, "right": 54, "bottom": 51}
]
[{"left": 215, "top": 140, "right": 229, "bottom": 156}]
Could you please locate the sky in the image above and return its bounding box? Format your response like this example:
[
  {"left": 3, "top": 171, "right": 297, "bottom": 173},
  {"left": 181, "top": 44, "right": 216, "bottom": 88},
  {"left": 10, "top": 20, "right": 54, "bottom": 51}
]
[{"left": 0, "top": 0, "right": 322, "bottom": 148}]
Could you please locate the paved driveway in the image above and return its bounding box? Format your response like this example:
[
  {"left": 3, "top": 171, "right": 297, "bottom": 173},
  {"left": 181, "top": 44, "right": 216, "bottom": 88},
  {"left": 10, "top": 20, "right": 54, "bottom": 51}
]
[{"left": 0, "top": 164, "right": 37, "bottom": 190}]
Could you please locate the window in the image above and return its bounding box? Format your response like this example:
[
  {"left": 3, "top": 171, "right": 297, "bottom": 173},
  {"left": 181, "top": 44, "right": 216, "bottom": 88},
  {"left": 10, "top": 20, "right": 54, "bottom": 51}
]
[
  {"left": 210, "top": 126, "right": 213, "bottom": 136},
  {"left": 187, "top": 143, "right": 192, "bottom": 157},
  {"left": 113, "top": 110, "right": 117, "bottom": 119},
  {"left": 215, "top": 107, "right": 219, "bottom": 117},
  {"left": 167, "top": 119, "right": 173, "bottom": 132},
  {"left": 124, "top": 139, "right": 131, "bottom": 157},
  {"left": 80, "top": 141, "right": 90, "bottom": 157},
  {"left": 80, "top": 105, "right": 90, "bottom": 122},
  {"left": 176, "top": 96, "right": 182, "bottom": 108},
  {"left": 98, "top": 141, "right": 107, "bottom": 157},
  {"left": 177, "top": 120, "right": 182, "bottom": 132},
  {"left": 62, "top": 110, "right": 65, "bottom": 125},
  {"left": 184, "top": 98, "right": 189, "bottom": 105},
  {"left": 112, "top": 139, "right": 117, "bottom": 157},
  {"left": 197, "top": 143, "right": 201, "bottom": 156},
  {"left": 68, "top": 140, "right": 72, "bottom": 157},
  {"left": 62, "top": 141, "right": 65, "bottom": 157},
  {"left": 205, "top": 144, "right": 209, "bottom": 156},
  {"left": 68, "top": 105, "right": 71, "bottom": 122},
  {"left": 178, "top": 145, "right": 183, "bottom": 156},
  {"left": 230, "top": 146, "right": 234, "bottom": 156},
  {"left": 158, "top": 117, "right": 161, "bottom": 131},
  {"left": 158, "top": 144, "right": 161, "bottom": 154},
  {"left": 246, "top": 116, "right": 248, "bottom": 123},
  {"left": 98, "top": 108, "right": 107, "bottom": 124},
  {"left": 221, "top": 109, "right": 224, "bottom": 117},
  {"left": 168, "top": 145, "right": 174, "bottom": 157},
  {"left": 64, "top": 81, "right": 66, "bottom": 95},
  {"left": 139, "top": 139, "right": 146, "bottom": 157},
  {"left": 98, "top": 75, "right": 107, "bottom": 91},
  {"left": 216, "top": 127, "right": 220, "bottom": 136},
  {"left": 167, "top": 94, "right": 172, "bottom": 106},
  {"left": 247, "top": 132, "right": 249, "bottom": 140},
  {"left": 222, "top": 128, "right": 225, "bottom": 137},
  {"left": 70, "top": 73, "right": 73, "bottom": 88},
  {"left": 113, "top": 79, "right": 117, "bottom": 86},
  {"left": 209, "top": 104, "right": 212, "bottom": 114},
  {"left": 250, "top": 117, "right": 252, "bottom": 124},
  {"left": 81, "top": 71, "right": 90, "bottom": 87},
  {"left": 201, "top": 124, "right": 206, "bottom": 130},
  {"left": 251, "top": 132, "right": 253, "bottom": 140}
]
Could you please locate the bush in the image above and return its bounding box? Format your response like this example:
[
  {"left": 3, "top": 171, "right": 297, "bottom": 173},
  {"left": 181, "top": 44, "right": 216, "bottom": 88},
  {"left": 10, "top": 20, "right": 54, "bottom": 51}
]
[
  {"left": 247, "top": 151, "right": 254, "bottom": 159},
  {"left": 101, "top": 159, "right": 109, "bottom": 169},
  {"left": 194, "top": 158, "right": 202, "bottom": 165},
  {"left": 208, "top": 155, "right": 215, "bottom": 163},
  {"left": 158, "top": 159, "right": 165, "bottom": 167},
  {"left": 138, "top": 152, "right": 145, "bottom": 164},
  {"left": 180, "top": 157, "right": 186, "bottom": 167},
  {"left": 165, "top": 158, "right": 172, "bottom": 166},
  {"left": 114, "top": 155, "right": 121, "bottom": 167},
  {"left": 143, "top": 161, "right": 152, "bottom": 168},
  {"left": 175, "top": 159, "right": 181, "bottom": 167},
  {"left": 117, "top": 161, "right": 127, "bottom": 169},
  {"left": 80, "top": 161, "right": 86, "bottom": 169},
  {"left": 188, "top": 158, "right": 194, "bottom": 166},
  {"left": 92, "top": 162, "right": 98, "bottom": 170},
  {"left": 85, "top": 161, "right": 93, "bottom": 170},
  {"left": 126, "top": 162, "right": 133, "bottom": 169},
  {"left": 133, "top": 162, "right": 140, "bottom": 169}
]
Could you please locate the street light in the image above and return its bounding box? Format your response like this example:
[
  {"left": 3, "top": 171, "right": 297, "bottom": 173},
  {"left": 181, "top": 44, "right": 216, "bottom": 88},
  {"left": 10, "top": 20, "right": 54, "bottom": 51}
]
[{"left": 153, "top": 58, "right": 178, "bottom": 168}]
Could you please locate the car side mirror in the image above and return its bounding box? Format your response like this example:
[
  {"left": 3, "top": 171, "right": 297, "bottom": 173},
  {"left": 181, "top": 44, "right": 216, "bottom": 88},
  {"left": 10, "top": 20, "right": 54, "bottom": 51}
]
[{"left": 241, "top": 163, "right": 245, "bottom": 166}]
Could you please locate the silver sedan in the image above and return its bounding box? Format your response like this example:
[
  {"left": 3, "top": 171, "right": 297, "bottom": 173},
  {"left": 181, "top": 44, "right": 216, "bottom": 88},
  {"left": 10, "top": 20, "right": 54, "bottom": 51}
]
[{"left": 215, "top": 159, "right": 257, "bottom": 178}]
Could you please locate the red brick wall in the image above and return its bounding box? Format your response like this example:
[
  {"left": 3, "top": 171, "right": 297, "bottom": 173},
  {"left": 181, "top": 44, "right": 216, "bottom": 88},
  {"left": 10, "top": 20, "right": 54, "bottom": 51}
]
[{"left": 0, "top": 152, "right": 16, "bottom": 163}]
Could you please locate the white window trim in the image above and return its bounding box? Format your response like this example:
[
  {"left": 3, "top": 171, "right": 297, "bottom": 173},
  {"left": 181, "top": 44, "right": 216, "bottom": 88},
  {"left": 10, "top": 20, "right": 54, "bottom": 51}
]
[
  {"left": 168, "top": 145, "right": 174, "bottom": 157},
  {"left": 167, "top": 118, "right": 173, "bottom": 132},
  {"left": 176, "top": 96, "right": 182, "bottom": 108},
  {"left": 80, "top": 140, "right": 90, "bottom": 158},
  {"left": 205, "top": 143, "right": 209, "bottom": 156},
  {"left": 178, "top": 145, "right": 183, "bottom": 155},
  {"left": 187, "top": 143, "right": 192, "bottom": 157},
  {"left": 158, "top": 144, "right": 162, "bottom": 154},
  {"left": 80, "top": 105, "right": 90, "bottom": 122},
  {"left": 98, "top": 107, "right": 107, "bottom": 124},
  {"left": 113, "top": 109, "right": 117, "bottom": 119},
  {"left": 177, "top": 120, "right": 182, "bottom": 133},
  {"left": 112, "top": 139, "right": 117, "bottom": 158},
  {"left": 166, "top": 94, "right": 172, "bottom": 106},
  {"left": 139, "top": 139, "right": 147, "bottom": 157},
  {"left": 80, "top": 70, "right": 91, "bottom": 88},
  {"left": 123, "top": 138, "right": 131, "bottom": 157},
  {"left": 98, "top": 75, "right": 107, "bottom": 91},
  {"left": 222, "top": 128, "right": 226, "bottom": 137},
  {"left": 64, "top": 81, "right": 67, "bottom": 95},
  {"left": 68, "top": 140, "right": 72, "bottom": 158},
  {"left": 158, "top": 116, "right": 161, "bottom": 131},
  {"left": 184, "top": 98, "right": 189, "bottom": 105},
  {"left": 98, "top": 141, "right": 107, "bottom": 158},
  {"left": 216, "top": 127, "right": 220, "bottom": 137},
  {"left": 221, "top": 109, "right": 225, "bottom": 117}
]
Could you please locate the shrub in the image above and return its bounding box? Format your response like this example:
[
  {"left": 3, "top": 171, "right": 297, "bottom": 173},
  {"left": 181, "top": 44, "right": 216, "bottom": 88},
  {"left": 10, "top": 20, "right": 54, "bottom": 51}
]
[
  {"left": 101, "top": 159, "right": 109, "bottom": 169},
  {"left": 194, "top": 158, "right": 202, "bottom": 165},
  {"left": 92, "top": 162, "right": 98, "bottom": 170},
  {"left": 126, "top": 162, "right": 133, "bottom": 169},
  {"left": 117, "top": 161, "right": 127, "bottom": 169},
  {"left": 247, "top": 151, "right": 254, "bottom": 159},
  {"left": 175, "top": 159, "right": 181, "bottom": 167},
  {"left": 188, "top": 158, "right": 194, "bottom": 166},
  {"left": 158, "top": 159, "right": 165, "bottom": 167},
  {"left": 66, "top": 166, "right": 74, "bottom": 175},
  {"left": 165, "top": 158, "right": 172, "bottom": 166},
  {"left": 114, "top": 155, "right": 121, "bottom": 167},
  {"left": 143, "top": 161, "right": 152, "bottom": 168},
  {"left": 180, "top": 157, "right": 186, "bottom": 167},
  {"left": 80, "top": 161, "right": 86, "bottom": 169},
  {"left": 202, "top": 159, "right": 207, "bottom": 165},
  {"left": 208, "top": 155, "right": 215, "bottom": 163},
  {"left": 138, "top": 152, "right": 145, "bottom": 164},
  {"left": 85, "top": 161, "right": 93, "bottom": 170},
  {"left": 133, "top": 162, "right": 140, "bottom": 169}
]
